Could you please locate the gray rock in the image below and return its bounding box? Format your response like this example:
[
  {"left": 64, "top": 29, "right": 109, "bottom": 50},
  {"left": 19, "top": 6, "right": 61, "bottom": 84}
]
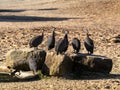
[
  {"left": 71, "top": 53, "right": 113, "bottom": 74},
  {"left": 42, "top": 51, "right": 73, "bottom": 76},
  {"left": 5, "top": 48, "right": 113, "bottom": 77},
  {"left": 5, "top": 48, "right": 46, "bottom": 74}
]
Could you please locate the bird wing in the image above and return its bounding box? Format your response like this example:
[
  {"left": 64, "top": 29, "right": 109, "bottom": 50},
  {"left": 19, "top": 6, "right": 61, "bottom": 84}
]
[
  {"left": 85, "top": 37, "right": 94, "bottom": 47},
  {"left": 46, "top": 36, "right": 53, "bottom": 45},
  {"left": 55, "top": 38, "right": 65, "bottom": 51},
  {"left": 29, "top": 35, "right": 40, "bottom": 44}
]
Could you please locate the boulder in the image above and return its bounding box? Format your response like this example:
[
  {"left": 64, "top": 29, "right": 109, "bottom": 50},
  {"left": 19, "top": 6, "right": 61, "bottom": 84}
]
[
  {"left": 42, "top": 51, "right": 73, "bottom": 76},
  {"left": 5, "top": 48, "right": 46, "bottom": 72},
  {"left": 71, "top": 54, "right": 113, "bottom": 74},
  {"left": 5, "top": 48, "right": 113, "bottom": 77}
]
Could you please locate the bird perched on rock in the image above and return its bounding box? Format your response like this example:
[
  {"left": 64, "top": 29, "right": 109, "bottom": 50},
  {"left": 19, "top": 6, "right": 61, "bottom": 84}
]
[
  {"left": 55, "top": 31, "right": 69, "bottom": 55},
  {"left": 46, "top": 28, "right": 55, "bottom": 50},
  {"left": 28, "top": 53, "right": 38, "bottom": 75},
  {"left": 84, "top": 30, "right": 94, "bottom": 54},
  {"left": 29, "top": 30, "right": 44, "bottom": 49},
  {"left": 72, "top": 38, "right": 81, "bottom": 53}
]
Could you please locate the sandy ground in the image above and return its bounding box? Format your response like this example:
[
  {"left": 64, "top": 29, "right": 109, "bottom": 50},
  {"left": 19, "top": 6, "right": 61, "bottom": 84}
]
[{"left": 0, "top": 0, "right": 120, "bottom": 89}]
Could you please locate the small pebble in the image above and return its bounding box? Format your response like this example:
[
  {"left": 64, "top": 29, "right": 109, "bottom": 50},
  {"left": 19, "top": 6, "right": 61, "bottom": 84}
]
[{"left": 104, "top": 84, "right": 111, "bottom": 89}]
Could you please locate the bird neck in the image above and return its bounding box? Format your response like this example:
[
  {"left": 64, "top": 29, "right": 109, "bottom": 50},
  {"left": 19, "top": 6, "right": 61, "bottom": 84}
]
[
  {"left": 53, "top": 31, "right": 55, "bottom": 37},
  {"left": 64, "top": 33, "right": 68, "bottom": 39},
  {"left": 86, "top": 33, "right": 89, "bottom": 38},
  {"left": 42, "top": 31, "right": 44, "bottom": 35},
  {"left": 41, "top": 32, "right": 44, "bottom": 37}
]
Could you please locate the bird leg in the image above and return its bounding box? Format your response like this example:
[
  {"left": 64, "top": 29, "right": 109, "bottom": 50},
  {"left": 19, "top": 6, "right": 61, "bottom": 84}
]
[
  {"left": 90, "top": 52, "right": 93, "bottom": 55},
  {"left": 87, "top": 51, "right": 90, "bottom": 55},
  {"left": 62, "top": 52, "right": 66, "bottom": 55},
  {"left": 18, "top": 71, "right": 21, "bottom": 75},
  {"left": 88, "top": 51, "right": 92, "bottom": 55},
  {"left": 34, "top": 47, "right": 38, "bottom": 50},
  {"left": 33, "top": 70, "right": 37, "bottom": 75}
]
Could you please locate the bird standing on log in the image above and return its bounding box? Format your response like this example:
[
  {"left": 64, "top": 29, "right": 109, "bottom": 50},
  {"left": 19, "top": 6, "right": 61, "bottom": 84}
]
[
  {"left": 55, "top": 31, "right": 69, "bottom": 55},
  {"left": 72, "top": 38, "right": 81, "bottom": 53},
  {"left": 84, "top": 30, "right": 94, "bottom": 54},
  {"left": 29, "top": 30, "right": 44, "bottom": 49},
  {"left": 46, "top": 28, "right": 55, "bottom": 50}
]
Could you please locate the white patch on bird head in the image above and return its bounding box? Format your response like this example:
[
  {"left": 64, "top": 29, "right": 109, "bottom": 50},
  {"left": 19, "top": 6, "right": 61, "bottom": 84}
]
[{"left": 65, "top": 30, "right": 69, "bottom": 35}]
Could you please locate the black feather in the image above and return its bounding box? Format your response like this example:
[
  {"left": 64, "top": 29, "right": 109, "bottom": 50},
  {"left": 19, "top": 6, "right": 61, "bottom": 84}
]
[
  {"left": 47, "top": 30, "right": 55, "bottom": 50},
  {"left": 55, "top": 31, "right": 69, "bottom": 55},
  {"left": 29, "top": 30, "right": 44, "bottom": 48},
  {"left": 72, "top": 38, "right": 81, "bottom": 53},
  {"left": 84, "top": 33, "right": 94, "bottom": 54}
]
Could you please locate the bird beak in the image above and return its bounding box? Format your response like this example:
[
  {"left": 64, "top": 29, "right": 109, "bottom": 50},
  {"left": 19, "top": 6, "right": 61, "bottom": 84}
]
[{"left": 88, "top": 34, "right": 91, "bottom": 36}]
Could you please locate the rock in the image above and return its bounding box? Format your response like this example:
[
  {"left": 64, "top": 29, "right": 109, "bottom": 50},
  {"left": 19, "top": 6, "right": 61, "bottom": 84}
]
[
  {"left": 0, "top": 71, "right": 39, "bottom": 82},
  {"left": 15, "top": 71, "right": 39, "bottom": 80},
  {"left": 0, "top": 65, "right": 10, "bottom": 73},
  {"left": 71, "top": 54, "right": 113, "bottom": 74},
  {"left": 5, "top": 48, "right": 113, "bottom": 76},
  {"left": 5, "top": 48, "right": 46, "bottom": 73},
  {"left": 42, "top": 51, "right": 73, "bottom": 76},
  {"left": 27, "top": 49, "right": 46, "bottom": 70},
  {"left": 104, "top": 84, "right": 111, "bottom": 89}
]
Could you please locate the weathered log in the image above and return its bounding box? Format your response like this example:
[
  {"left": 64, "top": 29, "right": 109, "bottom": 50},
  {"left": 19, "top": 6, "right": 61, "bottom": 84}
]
[
  {"left": 71, "top": 53, "right": 113, "bottom": 74},
  {"left": 42, "top": 51, "right": 73, "bottom": 76},
  {"left": 5, "top": 48, "right": 46, "bottom": 73}
]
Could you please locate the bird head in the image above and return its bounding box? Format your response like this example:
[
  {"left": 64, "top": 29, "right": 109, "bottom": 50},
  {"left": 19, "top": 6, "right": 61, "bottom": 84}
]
[
  {"left": 64, "top": 30, "right": 69, "bottom": 39},
  {"left": 83, "top": 29, "right": 90, "bottom": 37},
  {"left": 52, "top": 28, "right": 55, "bottom": 35},
  {"left": 65, "top": 30, "right": 69, "bottom": 35},
  {"left": 41, "top": 29, "right": 44, "bottom": 32},
  {"left": 41, "top": 30, "right": 44, "bottom": 35}
]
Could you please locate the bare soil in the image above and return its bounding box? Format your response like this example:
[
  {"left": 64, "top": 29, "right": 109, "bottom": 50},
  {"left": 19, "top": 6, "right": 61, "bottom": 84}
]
[{"left": 0, "top": 0, "right": 120, "bottom": 90}]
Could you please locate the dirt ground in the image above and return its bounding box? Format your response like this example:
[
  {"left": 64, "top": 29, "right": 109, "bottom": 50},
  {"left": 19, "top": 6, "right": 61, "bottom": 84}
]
[{"left": 0, "top": 0, "right": 120, "bottom": 90}]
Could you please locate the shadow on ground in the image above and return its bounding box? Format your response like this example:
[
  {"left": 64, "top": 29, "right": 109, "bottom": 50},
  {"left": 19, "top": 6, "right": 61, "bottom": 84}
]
[
  {"left": 36, "top": 8, "right": 58, "bottom": 11},
  {"left": 63, "top": 72, "right": 120, "bottom": 80},
  {"left": 76, "top": 53, "right": 107, "bottom": 57},
  {"left": 0, "top": 73, "right": 40, "bottom": 83},
  {"left": 0, "top": 15, "right": 78, "bottom": 22},
  {"left": 0, "top": 9, "right": 26, "bottom": 12},
  {"left": 0, "top": 8, "right": 58, "bottom": 12},
  {"left": 0, "top": 72, "right": 120, "bottom": 83}
]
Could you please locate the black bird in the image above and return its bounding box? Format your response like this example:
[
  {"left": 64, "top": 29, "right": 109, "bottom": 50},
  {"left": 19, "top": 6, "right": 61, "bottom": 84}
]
[
  {"left": 55, "top": 31, "right": 69, "bottom": 55},
  {"left": 29, "top": 30, "right": 44, "bottom": 49},
  {"left": 72, "top": 38, "right": 81, "bottom": 53},
  {"left": 46, "top": 29, "right": 55, "bottom": 50},
  {"left": 84, "top": 30, "right": 94, "bottom": 54},
  {"left": 28, "top": 53, "right": 38, "bottom": 75}
]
